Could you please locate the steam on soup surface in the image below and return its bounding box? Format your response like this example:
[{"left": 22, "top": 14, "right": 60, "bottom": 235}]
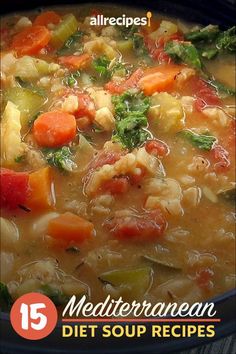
[{"left": 0, "top": 5, "right": 235, "bottom": 312}]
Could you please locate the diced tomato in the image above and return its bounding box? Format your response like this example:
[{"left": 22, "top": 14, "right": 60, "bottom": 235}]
[
  {"left": 145, "top": 139, "right": 169, "bottom": 157},
  {"left": 144, "top": 33, "right": 183, "bottom": 63},
  {"left": 75, "top": 93, "right": 95, "bottom": 121},
  {"left": 196, "top": 268, "right": 214, "bottom": 291},
  {"left": 88, "top": 151, "right": 122, "bottom": 171},
  {"left": 105, "top": 68, "right": 144, "bottom": 94},
  {"left": 91, "top": 9, "right": 102, "bottom": 17},
  {"left": 101, "top": 176, "right": 129, "bottom": 195},
  {"left": 0, "top": 168, "right": 29, "bottom": 209},
  {"left": 129, "top": 168, "right": 146, "bottom": 185},
  {"left": 105, "top": 210, "right": 167, "bottom": 241},
  {"left": 210, "top": 144, "right": 230, "bottom": 173},
  {"left": 187, "top": 76, "right": 222, "bottom": 111}
]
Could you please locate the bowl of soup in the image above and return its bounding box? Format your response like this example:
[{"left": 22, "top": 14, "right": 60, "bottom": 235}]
[{"left": 0, "top": 1, "right": 235, "bottom": 353}]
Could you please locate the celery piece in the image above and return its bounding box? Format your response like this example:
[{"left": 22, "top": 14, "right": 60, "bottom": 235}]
[
  {"left": 116, "top": 39, "right": 133, "bottom": 53},
  {"left": 99, "top": 267, "right": 153, "bottom": 300},
  {"left": 4, "top": 87, "right": 45, "bottom": 126},
  {"left": 51, "top": 14, "right": 79, "bottom": 49}
]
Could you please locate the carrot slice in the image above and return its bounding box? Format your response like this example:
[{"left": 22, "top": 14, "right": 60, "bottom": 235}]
[
  {"left": 105, "top": 68, "right": 144, "bottom": 94},
  {"left": 58, "top": 54, "right": 92, "bottom": 70},
  {"left": 47, "top": 212, "right": 94, "bottom": 244},
  {"left": 34, "top": 11, "right": 61, "bottom": 26},
  {"left": 138, "top": 64, "right": 183, "bottom": 95},
  {"left": 11, "top": 25, "right": 51, "bottom": 56},
  {"left": 33, "top": 111, "right": 76, "bottom": 148},
  {"left": 26, "top": 167, "right": 54, "bottom": 210}
]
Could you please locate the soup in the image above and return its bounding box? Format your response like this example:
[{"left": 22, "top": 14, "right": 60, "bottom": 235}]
[{"left": 0, "top": 5, "right": 235, "bottom": 312}]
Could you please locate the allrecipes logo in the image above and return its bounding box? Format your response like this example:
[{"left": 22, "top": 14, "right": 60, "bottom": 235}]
[{"left": 90, "top": 11, "right": 152, "bottom": 27}]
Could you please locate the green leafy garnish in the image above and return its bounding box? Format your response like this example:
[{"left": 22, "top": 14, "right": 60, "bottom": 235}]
[
  {"left": 185, "top": 25, "right": 220, "bottom": 43},
  {"left": 114, "top": 113, "right": 149, "bottom": 150},
  {"left": 57, "top": 30, "right": 85, "bottom": 55},
  {"left": 93, "top": 56, "right": 111, "bottom": 80},
  {"left": 164, "top": 40, "right": 202, "bottom": 70},
  {"left": 43, "top": 146, "right": 76, "bottom": 171},
  {"left": 39, "top": 284, "right": 69, "bottom": 306},
  {"left": 118, "top": 24, "right": 138, "bottom": 39},
  {"left": 63, "top": 70, "right": 80, "bottom": 87},
  {"left": 112, "top": 90, "right": 150, "bottom": 119},
  {"left": 0, "top": 282, "right": 13, "bottom": 311},
  {"left": 133, "top": 33, "right": 148, "bottom": 57},
  {"left": 207, "top": 79, "right": 236, "bottom": 97},
  {"left": 216, "top": 26, "right": 236, "bottom": 52},
  {"left": 14, "top": 155, "right": 25, "bottom": 163},
  {"left": 112, "top": 90, "right": 150, "bottom": 150},
  {"left": 164, "top": 38, "right": 235, "bottom": 97},
  {"left": 178, "top": 130, "right": 217, "bottom": 151}
]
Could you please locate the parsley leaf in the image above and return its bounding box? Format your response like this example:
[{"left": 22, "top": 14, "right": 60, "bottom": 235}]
[
  {"left": 178, "top": 130, "right": 217, "bottom": 151},
  {"left": 164, "top": 40, "right": 202, "bottom": 70},
  {"left": 57, "top": 30, "right": 85, "bottom": 55},
  {"left": 63, "top": 70, "right": 80, "bottom": 87},
  {"left": 43, "top": 146, "right": 76, "bottom": 171},
  {"left": 112, "top": 90, "right": 150, "bottom": 150}
]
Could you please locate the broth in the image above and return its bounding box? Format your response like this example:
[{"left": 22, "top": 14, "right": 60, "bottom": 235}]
[{"left": 0, "top": 5, "right": 235, "bottom": 313}]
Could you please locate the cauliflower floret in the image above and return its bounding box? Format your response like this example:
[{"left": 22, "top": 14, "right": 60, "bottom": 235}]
[
  {"left": 85, "top": 153, "right": 136, "bottom": 196},
  {"left": 101, "top": 26, "right": 119, "bottom": 38},
  {"left": 144, "top": 178, "right": 183, "bottom": 215},
  {"left": 92, "top": 89, "right": 114, "bottom": 112},
  {"left": 1, "top": 101, "right": 26, "bottom": 166},
  {"left": 183, "top": 186, "right": 202, "bottom": 207},
  {"left": 95, "top": 107, "right": 115, "bottom": 131},
  {"left": 0, "top": 217, "right": 19, "bottom": 248},
  {"left": 136, "top": 147, "right": 165, "bottom": 177},
  {"left": 61, "top": 94, "right": 79, "bottom": 113},
  {"left": 15, "top": 17, "right": 32, "bottom": 31},
  {"left": 84, "top": 37, "right": 118, "bottom": 60},
  {"left": 202, "top": 107, "right": 231, "bottom": 127}
]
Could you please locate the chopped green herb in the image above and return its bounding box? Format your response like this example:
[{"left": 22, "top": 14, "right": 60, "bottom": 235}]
[
  {"left": 133, "top": 33, "right": 148, "bottom": 57},
  {"left": 207, "top": 79, "right": 236, "bottom": 97},
  {"left": 63, "top": 70, "right": 80, "bottom": 87},
  {"left": 57, "top": 30, "right": 85, "bottom": 55},
  {"left": 112, "top": 90, "right": 150, "bottom": 150},
  {"left": 216, "top": 26, "right": 236, "bottom": 52},
  {"left": 201, "top": 47, "right": 218, "bottom": 59},
  {"left": 164, "top": 40, "right": 202, "bottom": 70},
  {"left": 43, "top": 146, "right": 76, "bottom": 171},
  {"left": 114, "top": 113, "right": 150, "bottom": 150},
  {"left": 118, "top": 24, "right": 138, "bottom": 39},
  {"left": 39, "top": 284, "right": 68, "bottom": 306},
  {"left": 14, "top": 155, "right": 25, "bottom": 163},
  {"left": 185, "top": 25, "right": 220, "bottom": 43},
  {"left": 178, "top": 130, "right": 217, "bottom": 151},
  {"left": 0, "top": 282, "right": 13, "bottom": 311},
  {"left": 112, "top": 90, "right": 150, "bottom": 119},
  {"left": 93, "top": 56, "right": 111, "bottom": 80},
  {"left": 28, "top": 111, "right": 42, "bottom": 126}
]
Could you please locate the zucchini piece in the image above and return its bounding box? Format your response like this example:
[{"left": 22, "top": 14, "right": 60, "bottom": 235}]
[
  {"left": 116, "top": 39, "right": 133, "bottom": 53},
  {"left": 14, "top": 56, "right": 60, "bottom": 80},
  {"left": 142, "top": 255, "right": 182, "bottom": 273},
  {"left": 217, "top": 185, "right": 236, "bottom": 203},
  {"left": 1, "top": 101, "right": 26, "bottom": 166},
  {"left": 4, "top": 87, "right": 45, "bottom": 126},
  {"left": 99, "top": 267, "right": 153, "bottom": 299},
  {"left": 50, "top": 14, "right": 79, "bottom": 49}
]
